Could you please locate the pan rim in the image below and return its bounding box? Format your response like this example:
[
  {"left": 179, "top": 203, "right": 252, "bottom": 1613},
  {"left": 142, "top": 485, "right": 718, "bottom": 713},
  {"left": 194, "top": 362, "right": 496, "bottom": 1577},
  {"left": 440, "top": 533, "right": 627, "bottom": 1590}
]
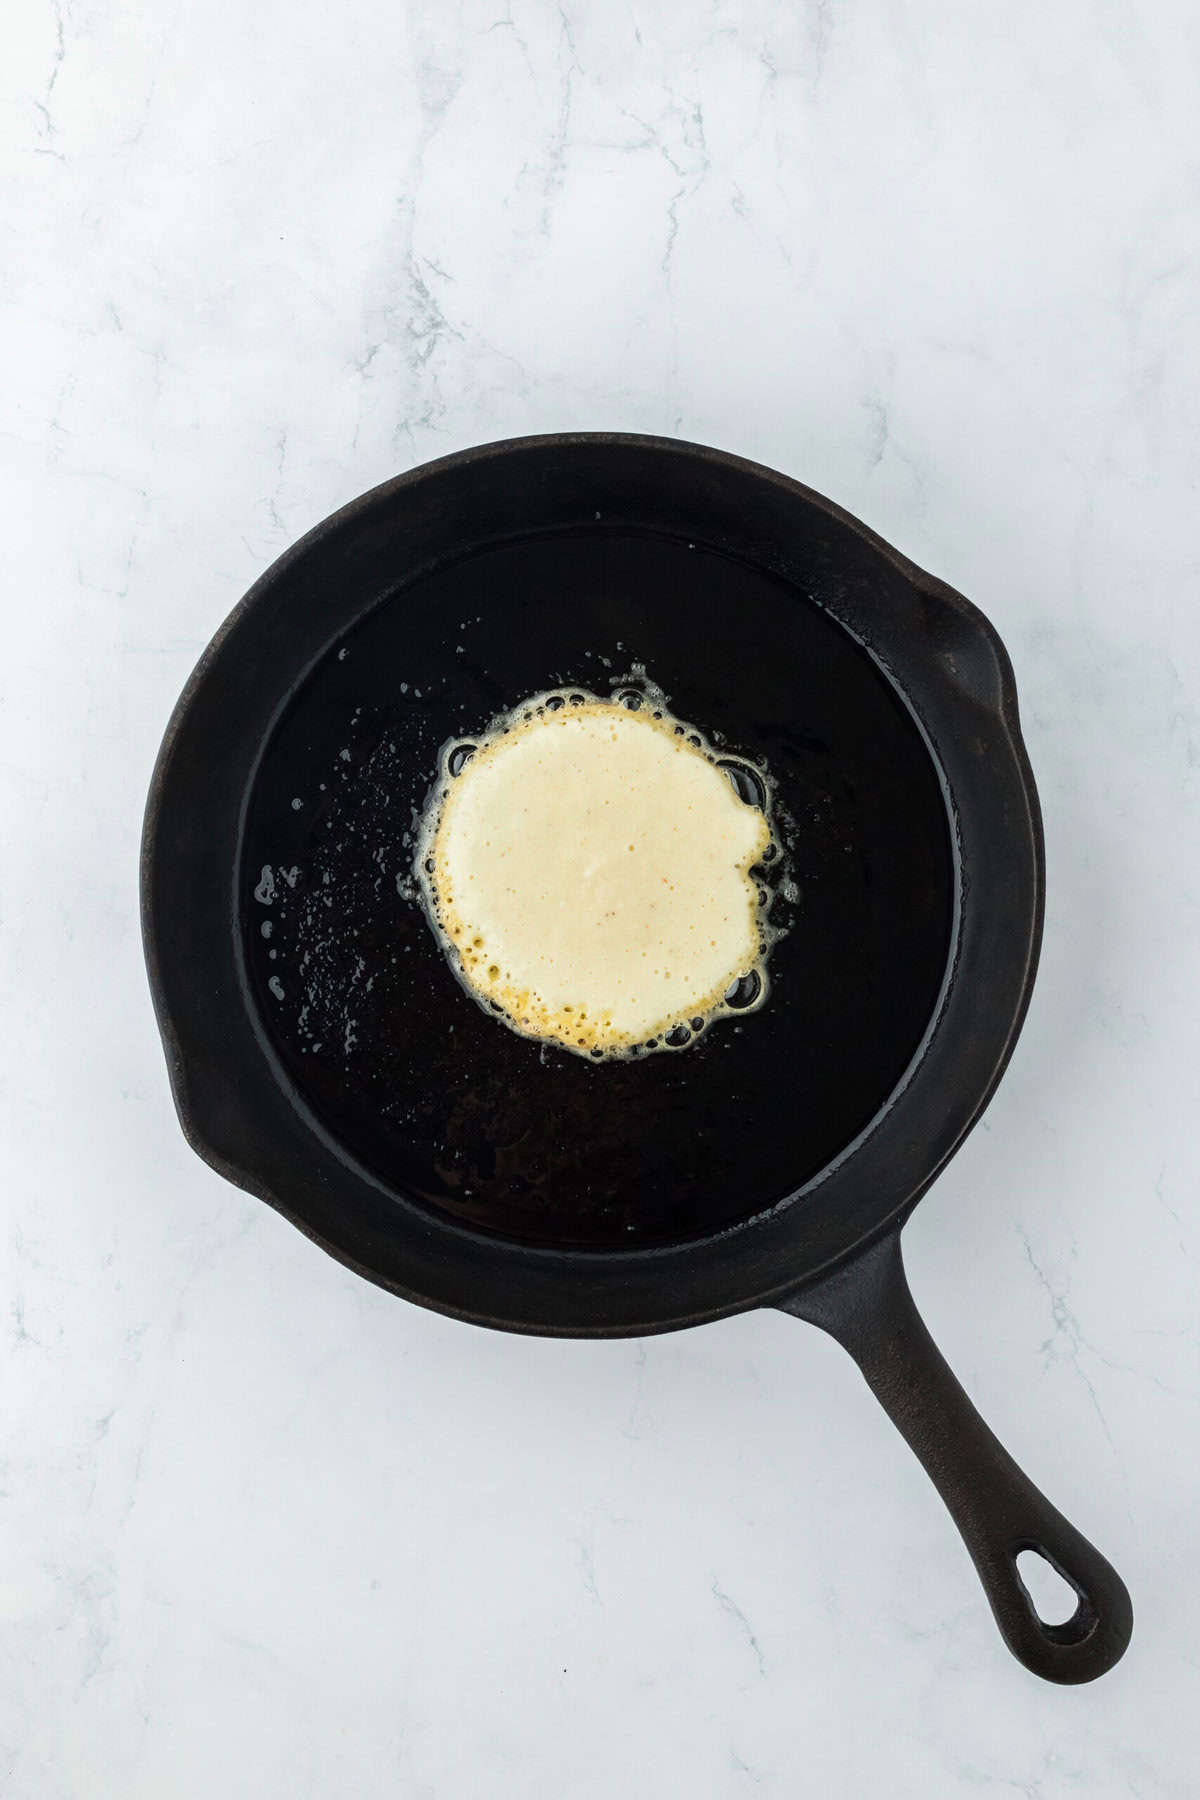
[{"left": 142, "top": 432, "right": 1044, "bottom": 1335}]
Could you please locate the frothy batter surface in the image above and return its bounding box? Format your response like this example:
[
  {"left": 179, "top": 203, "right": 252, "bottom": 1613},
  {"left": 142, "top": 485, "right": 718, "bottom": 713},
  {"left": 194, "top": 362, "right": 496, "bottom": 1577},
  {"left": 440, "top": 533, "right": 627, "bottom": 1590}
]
[{"left": 418, "top": 695, "right": 772, "bottom": 1056}]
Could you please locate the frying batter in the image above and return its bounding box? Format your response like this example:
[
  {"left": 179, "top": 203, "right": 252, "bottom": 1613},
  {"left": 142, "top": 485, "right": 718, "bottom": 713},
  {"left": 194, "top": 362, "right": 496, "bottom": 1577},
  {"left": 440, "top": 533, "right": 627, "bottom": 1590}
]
[{"left": 416, "top": 687, "right": 775, "bottom": 1057}]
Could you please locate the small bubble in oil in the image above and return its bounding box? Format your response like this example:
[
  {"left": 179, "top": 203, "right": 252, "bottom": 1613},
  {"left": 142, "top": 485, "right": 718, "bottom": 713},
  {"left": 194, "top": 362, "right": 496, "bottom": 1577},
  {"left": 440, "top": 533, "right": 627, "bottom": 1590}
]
[
  {"left": 717, "top": 759, "right": 766, "bottom": 809},
  {"left": 725, "top": 971, "right": 762, "bottom": 1010}
]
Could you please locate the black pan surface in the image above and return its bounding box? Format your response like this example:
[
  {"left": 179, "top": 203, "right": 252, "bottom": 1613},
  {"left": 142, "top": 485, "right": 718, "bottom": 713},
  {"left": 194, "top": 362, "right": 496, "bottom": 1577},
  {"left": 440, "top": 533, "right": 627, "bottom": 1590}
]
[{"left": 243, "top": 529, "right": 953, "bottom": 1247}]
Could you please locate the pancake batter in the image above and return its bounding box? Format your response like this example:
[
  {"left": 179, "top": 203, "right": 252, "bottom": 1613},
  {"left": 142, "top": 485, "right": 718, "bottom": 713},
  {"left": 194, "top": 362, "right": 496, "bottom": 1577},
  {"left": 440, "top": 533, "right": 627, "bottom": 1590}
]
[{"left": 416, "top": 686, "right": 776, "bottom": 1056}]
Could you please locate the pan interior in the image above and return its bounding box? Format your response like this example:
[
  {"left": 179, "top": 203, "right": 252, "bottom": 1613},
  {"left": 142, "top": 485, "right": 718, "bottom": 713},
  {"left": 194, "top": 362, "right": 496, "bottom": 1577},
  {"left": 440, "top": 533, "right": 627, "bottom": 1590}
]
[{"left": 240, "top": 529, "right": 954, "bottom": 1248}]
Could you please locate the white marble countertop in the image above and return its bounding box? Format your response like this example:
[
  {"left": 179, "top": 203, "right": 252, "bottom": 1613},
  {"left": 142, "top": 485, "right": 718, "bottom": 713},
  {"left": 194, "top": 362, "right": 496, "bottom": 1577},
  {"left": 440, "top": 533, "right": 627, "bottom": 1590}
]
[{"left": 4, "top": 1, "right": 1199, "bottom": 1793}]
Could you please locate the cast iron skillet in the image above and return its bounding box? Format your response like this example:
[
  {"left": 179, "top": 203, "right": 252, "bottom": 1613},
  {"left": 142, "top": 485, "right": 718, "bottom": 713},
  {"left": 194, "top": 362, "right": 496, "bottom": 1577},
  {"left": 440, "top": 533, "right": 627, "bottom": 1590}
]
[{"left": 142, "top": 433, "right": 1132, "bottom": 1683}]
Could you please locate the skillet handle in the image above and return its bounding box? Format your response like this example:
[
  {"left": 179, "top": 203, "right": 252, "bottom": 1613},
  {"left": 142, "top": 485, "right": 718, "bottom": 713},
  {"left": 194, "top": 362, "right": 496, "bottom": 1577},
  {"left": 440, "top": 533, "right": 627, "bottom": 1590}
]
[{"left": 778, "top": 1231, "right": 1132, "bottom": 1683}]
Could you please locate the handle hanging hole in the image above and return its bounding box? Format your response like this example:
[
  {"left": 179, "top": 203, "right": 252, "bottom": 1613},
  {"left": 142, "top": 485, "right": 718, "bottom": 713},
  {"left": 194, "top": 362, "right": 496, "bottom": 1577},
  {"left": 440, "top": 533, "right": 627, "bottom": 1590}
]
[{"left": 1016, "top": 1549, "right": 1083, "bottom": 1627}]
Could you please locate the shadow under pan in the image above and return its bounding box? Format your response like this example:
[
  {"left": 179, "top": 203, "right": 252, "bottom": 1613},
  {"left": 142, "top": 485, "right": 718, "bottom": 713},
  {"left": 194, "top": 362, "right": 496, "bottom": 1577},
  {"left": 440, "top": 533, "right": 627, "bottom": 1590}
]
[{"left": 241, "top": 528, "right": 954, "bottom": 1248}]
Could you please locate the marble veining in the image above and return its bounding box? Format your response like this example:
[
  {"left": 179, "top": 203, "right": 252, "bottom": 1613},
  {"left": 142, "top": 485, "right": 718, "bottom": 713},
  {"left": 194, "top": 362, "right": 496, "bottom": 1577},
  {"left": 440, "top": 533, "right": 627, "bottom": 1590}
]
[{"left": 3, "top": 0, "right": 1199, "bottom": 1794}]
